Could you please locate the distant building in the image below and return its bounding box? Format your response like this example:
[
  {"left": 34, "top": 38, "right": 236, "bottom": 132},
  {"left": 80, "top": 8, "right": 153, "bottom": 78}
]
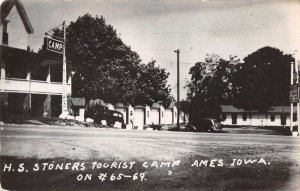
[
  {"left": 93, "top": 100, "right": 180, "bottom": 129},
  {"left": 131, "top": 102, "right": 178, "bottom": 129},
  {"left": 221, "top": 105, "right": 296, "bottom": 127},
  {"left": 150, "top": 102, "right": 162, "bottom": 125},
  {"left": 0, "top": 0, "right": 72, "bottom": 119},
  {"left": 164, "top": 101, "right": 177, "bottom": 124},
  {"left": 70, "top": 97, "right": 85, "bottom": 121}
]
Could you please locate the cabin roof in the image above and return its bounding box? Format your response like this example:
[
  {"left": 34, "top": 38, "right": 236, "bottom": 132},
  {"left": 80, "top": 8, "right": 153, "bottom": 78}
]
[
  {"left": 70, "top": 98, "right": 85, "bottom": 107},
  {"left": 221, "top": 105, "right": 296, "bottom": 114}
]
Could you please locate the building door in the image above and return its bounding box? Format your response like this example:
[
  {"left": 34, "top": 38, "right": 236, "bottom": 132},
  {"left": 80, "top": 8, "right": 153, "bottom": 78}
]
[
  {"left": 7, "top": 93, "right": 27, "bottom": 115},
  {"left": 151, "top": 109, "right": 160, "bottom": 125},
  {"left": 281, "top": 114, "right": 287, "bottom": 126},
  {"left": 232, "top": 113, "right": 237, "bottom": 125},
  {"left": 249, "top": 114, "right": 252, "bottom": 126},
  {"left": 51, "top": 95, "right": 62, "bottom": 118},
  {"left": 31, "top": 94, "right": 46, "bottom": 117},
  {"left": 134, "top": 108, "right": 145, "bottom": 129}
]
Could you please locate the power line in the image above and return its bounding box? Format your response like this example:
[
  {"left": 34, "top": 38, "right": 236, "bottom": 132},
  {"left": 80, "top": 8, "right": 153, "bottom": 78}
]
[
  {"left": 29, "top": 33, "right": 46, "bottom": 37},
  {"left": 121, "top": 26, "right": 285, "bottom": 35},
  {"left": 45, "top": 23, "right": 64, "bottom": 35},
  {"left": 44, "top": 22, "right": 65, "bottom": 41}
]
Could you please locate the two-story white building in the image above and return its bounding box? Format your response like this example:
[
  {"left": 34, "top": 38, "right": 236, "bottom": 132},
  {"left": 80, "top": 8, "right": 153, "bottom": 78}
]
[{"left": 0, "top": 0, "right": 71, "bottom": 120}]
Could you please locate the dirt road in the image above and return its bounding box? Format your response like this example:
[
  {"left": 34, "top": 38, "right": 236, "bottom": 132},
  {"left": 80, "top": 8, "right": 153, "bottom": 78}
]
[{"left": 1, "top": 125, "right": 300, "bottom": 190}]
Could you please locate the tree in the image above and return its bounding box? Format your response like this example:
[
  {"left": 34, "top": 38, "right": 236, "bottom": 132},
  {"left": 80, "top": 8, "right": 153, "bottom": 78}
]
[
  {"left": 233, "top": 47, "right": 293, "bottom": 111},
  {"left": 43, "top": 14, "right": 172, "bottom": 106},
  {"left": 133, "top": 60, "right": 172, "bottom": 107},
  {"left": 187, "top": 54, "right": 239, "bottom": 122},
  {"left": 65, "top": 14, "right": 142, "bottom": 105}
]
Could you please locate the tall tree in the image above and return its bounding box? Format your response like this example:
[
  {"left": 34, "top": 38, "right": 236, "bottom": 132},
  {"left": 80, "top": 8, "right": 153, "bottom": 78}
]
[
  {"left": 134, "top": 60, "right": 172, "bottom": 107},
  {"left": 65, "top": 14, "right": 141, "bottom": 104},
  {"left": 187, "top": 54, "right": 239, "bottom": 122},
  {"left": 44, "top": 14, "right": 172, "bottom": 106},
  {"left": 233, "top": 47, "right": 293, "bottom": 111}
]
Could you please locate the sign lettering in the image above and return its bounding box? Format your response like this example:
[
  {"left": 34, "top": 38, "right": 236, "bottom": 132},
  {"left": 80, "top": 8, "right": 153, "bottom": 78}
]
[
  {"left": 289, "top": 84, "right": 299, "bottom": 103},
  {"left": 45, "top": 37, "right": 64, "bottom": 54}
]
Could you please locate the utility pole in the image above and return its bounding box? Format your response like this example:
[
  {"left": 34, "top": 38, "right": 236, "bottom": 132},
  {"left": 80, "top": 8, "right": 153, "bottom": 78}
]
[
  {"left": 174, "top": 49, "right": 180, "bottom": 130},
  {"left": 296, "top": 58, "right": 300, "bottom": 135},
  {"left": 296, "top": 54, "right": 300, "bottom": 136},
  {"left": 62, "top": 21, "right": 67, "bottom": 113},
  {"left": 298, "top": 59, "right": 300, "bottom": 136},
  {"left": 290, "top": 61, "right": 294, "bottom": 132}
]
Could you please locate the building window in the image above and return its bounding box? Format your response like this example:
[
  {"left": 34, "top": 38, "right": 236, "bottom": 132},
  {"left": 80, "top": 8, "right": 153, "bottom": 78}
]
[
  {"left": 270, "top": 114, "right": 275, "bottom": 122},
  {"left": 293, "top": 113, "right": 297, "bottom": 122},
  {"left": 2, "top": 20, "right": 9, "bottom": 44},
  {"left": 162, "top": 111, "right": 164, "bottom": 117},
  {"left": 221, "top": 113, "right": 226, "bottom": 121},
  {"left": 281, "top": 114, "right": 287, "bottom": 125},
  {"left": 73, "top": 108, "right": 79, "bottom": 116},
  {"left": 147, "top": 111, "right": 149, "bottom": 118},
  {"left": 232, "top": 113, "right": 237, "bottom": 124},
  {"left": 242, "top": 113, "right": 247, "bottom": 121}
]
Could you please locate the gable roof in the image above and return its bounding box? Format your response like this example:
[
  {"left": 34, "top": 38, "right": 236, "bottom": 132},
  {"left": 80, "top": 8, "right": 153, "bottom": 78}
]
[
  {"left": 221, "top": 105, "right": 247, "bottom": 113},
  {"left": 1, "top": 0, "right": 34, "bottom": 34},
  {"left": 116, "top": 103, "right": 126, "bottom": 108},
  {"left": 90, "top": 99, "right": 106, "bottom": 107},
  {"left": 151, "top": 102, "right": 162, "bottom": 109},
  {"left": 168, "top": 101, "right": 176, "bottom": 109},
  {"left": 134, "top": 105, "right": 145, "bottom": 109},
  {"left": 70, "top": 98, "right": 85, "bottom": 107}
]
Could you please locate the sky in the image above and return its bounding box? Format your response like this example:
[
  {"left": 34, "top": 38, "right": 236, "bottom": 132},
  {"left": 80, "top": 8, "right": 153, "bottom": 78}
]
[{"left": 16, "top": 0, "right": 300, "bottom": 100}]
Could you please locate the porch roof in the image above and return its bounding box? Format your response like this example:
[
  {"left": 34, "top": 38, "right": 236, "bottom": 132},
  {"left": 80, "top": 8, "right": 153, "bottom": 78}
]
[
  {"left": 70, "top": 98, "right": 85, "bottom": 108},
  {"left": 221, "top": 105, "right": 296, "bottom": 114},
  {"left": 151, "top": 102, "right": 161, "bottom": 109}
]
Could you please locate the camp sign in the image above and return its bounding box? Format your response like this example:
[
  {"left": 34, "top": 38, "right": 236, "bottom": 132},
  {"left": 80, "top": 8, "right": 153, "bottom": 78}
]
[
  {"left": 289, "top": 84, "right": 299, "bottom": 103},
  {"left": 45, "top": 37, "right": 64, "bottom": 54}
]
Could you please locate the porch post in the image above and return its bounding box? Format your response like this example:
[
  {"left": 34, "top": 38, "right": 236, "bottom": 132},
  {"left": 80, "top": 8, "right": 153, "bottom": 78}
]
[
  {"left": 46, "top": 65, "right": 51, "bottom": 83},
  {"left": 290, "top": 61, "right": 294, "bottom": 132},
  {"left": 0, "top": 60, "right": 6, "bottom": 91}
]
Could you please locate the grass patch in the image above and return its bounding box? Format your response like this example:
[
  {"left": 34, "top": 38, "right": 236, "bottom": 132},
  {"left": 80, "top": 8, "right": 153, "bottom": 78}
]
[
  {"left": 3, "top": 116, "right": 107, "bottom": 128},
  {"left": 258, "top": 126, "right": 292, "bottom": 135}
]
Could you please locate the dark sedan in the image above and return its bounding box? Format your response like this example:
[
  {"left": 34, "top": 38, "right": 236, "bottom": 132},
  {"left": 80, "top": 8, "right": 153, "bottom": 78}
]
[{"left": 190, "top": 118, "right": 223, "bottom": 132}]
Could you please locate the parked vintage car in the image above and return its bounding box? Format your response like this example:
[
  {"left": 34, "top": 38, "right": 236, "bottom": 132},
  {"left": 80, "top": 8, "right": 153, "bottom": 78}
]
[
  {"left": 85, "top": 105, "right": 126, "bottom": 128},
  {"left": 104, "top": 110, "right": 126, "bottom": 129},
  {"left": 191, "top": 118, "right": 223, "bottom": 132}
]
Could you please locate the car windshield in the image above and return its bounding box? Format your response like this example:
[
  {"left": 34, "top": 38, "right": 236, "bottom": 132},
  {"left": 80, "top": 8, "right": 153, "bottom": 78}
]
[{"left": 213, "top": 120, "right": 219, "bottom": 123}]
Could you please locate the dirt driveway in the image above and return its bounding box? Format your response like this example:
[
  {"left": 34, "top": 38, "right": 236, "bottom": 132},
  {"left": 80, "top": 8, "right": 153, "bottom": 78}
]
[{"left": 1, "top": 125, "right": 300, "bottom": 190}]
